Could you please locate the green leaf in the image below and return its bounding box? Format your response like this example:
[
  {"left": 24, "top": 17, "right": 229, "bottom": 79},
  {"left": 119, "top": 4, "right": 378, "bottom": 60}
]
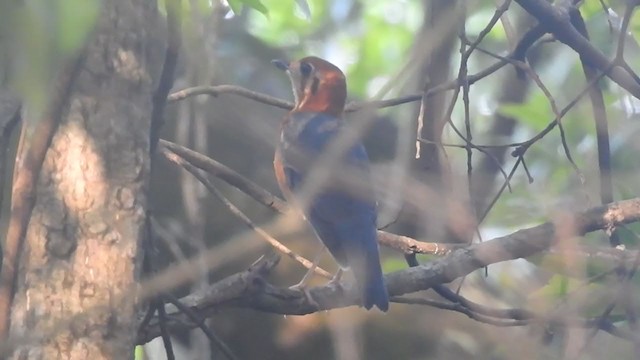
[
  {"left": 466, "top": 7, "right": 507, "bottom": 41},
  {"left": 295, "top": 0, "right": 311, "bottom": 20},
  {"left": 227, "top": 0, "right": 242, "bottom": 15},
  {"left": 228, "top": 0, "right": 269, "bottom": 17},
  {"left": 134, "top": 345, "right": 144, "bottom": 360},
  {"left": 57, "top": 0, "right": 100, "bottom": 53},
  {"left": 527, "top": 249, "right": 618, "bottom": 278},
  {"left": 527, "top": 275, "right": 628, "bottom": 318},
  {"left": 382, "top": 257, "right": 408, "bottom": 273},
  {"left": 497, "top": 92, "right": 554, "bottom": 132},
  {"left": 531, "top": 274, "right": 575, "bottom": 299}
]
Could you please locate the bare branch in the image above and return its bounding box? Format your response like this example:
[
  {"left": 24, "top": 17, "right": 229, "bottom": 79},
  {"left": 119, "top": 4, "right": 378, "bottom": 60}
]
[
  {"left": 161, "top": 148, "right": 332, "bottom": 279},
  {"left": 137, "top": 198, "right": 640, "bottom": 340},
  {"left": 159, "top": 139, "right": 288, "bottom": 214},
  {"left": 514, "top": 0, "right": 640, "bottom": 99},
  {"left": 569, "top": 8, "right": 618, "bottom": 247},
  {"left": 168, "top": 85, "right": 294, "bottom": 110},
  {"left": 160, "top": 139, "right": 467, "bottom": 257}
]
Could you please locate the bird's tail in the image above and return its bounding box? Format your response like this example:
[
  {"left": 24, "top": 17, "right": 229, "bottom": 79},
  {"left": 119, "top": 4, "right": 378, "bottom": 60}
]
[{"left": 351, "top": 241, "right": 389, "bottom": 312}]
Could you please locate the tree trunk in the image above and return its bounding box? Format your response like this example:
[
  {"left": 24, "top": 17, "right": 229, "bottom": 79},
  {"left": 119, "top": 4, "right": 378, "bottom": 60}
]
[{"left": 8, "top": 1, "right": 159, "bottom": 358}]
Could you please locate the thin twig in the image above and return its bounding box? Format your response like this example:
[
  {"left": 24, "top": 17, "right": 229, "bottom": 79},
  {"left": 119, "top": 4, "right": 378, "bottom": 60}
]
[
  {"left": 150, "top": 0, "right": 181, "bottom": 153},
  {"left": 615, "top": 2, "right": 637, "bottom": 61},
  {"left": 417, "top": 137, "right": 512, "bottom": 191},
  {"left": 159, "top": 139, "right": 288, "bottom": 214},
  {"left": 160, "top": 139, "right": 465, "bottom": 257},
  {"left": 164, "top": 293, "right": 239, "bottom": 360},
  {"left": 147, "top": 5, "right": 182, "bottom": 356},
  {"left": 509, "top": 65, "right": 609, "bottom": 156},
  {"left": 392, "top": 296, "right": 636, "bottom": 339},
  {"left": 161, "top": 148, "right": 332, "bottom": 279},
  {"left": 517, "top": 60, "right": 584, "bottom": 180},
  {"left": 392, "top": 296, "right": 529, "bottom": 326},
  {"left": 168, "top": 85, "right": 294, "bottom": 110},
  {"left": 515, "top": 0, "right": 640, "bottom": 99},
  {"left": 579, "top": 234, "right": 640, "bottom": 355},
  {"left": 138, "top": 304, "right": 157, "bottom": 335},
  {"left": 157, "top": 298, "right": 176, "bottom": 360},
  {"left": 570, "top": 9, "right": 617, "bottom": 246},
  {"left": 479, "top": 156, "right": 523, "bottom": 223}
]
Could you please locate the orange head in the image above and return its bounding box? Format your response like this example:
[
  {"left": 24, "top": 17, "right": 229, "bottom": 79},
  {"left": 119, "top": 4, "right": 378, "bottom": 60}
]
[{"left": 273, "top": 56, "right": 347, "bottom": 117}]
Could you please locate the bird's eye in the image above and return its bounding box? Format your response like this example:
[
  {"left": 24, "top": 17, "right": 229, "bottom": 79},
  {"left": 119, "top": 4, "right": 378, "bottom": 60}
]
[{"left": 300, "top": 62, "right": 313, "bottom": 77}]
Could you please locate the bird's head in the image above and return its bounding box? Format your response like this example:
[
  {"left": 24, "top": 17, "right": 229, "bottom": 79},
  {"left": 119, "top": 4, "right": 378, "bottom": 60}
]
[{"left": 272, "top": 56, "right": 347, "bottom": 116}]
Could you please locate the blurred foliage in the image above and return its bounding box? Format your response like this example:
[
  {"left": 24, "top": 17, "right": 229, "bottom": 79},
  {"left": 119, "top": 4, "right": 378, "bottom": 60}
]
[
  {"left": 247, "top": 0, "right": 422, "bottom": 96},
  {"left": 134, "top": 345, "right": 144, "bottom": 360},
  {"left": 228, "top": 0, "right": 269, "bottom": 17},
  {"left": 1, "top": 0, "right": 98, "bottom": 113},
  {"left": 3, "top": 0, "right": 640, "bottom": 359}
]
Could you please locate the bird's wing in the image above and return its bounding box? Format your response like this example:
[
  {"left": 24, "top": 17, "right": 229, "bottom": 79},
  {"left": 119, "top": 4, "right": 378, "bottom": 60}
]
[
  {"left": 279, "top": 112, "right": 375, "bottom": 198},
  {"left": 280, "top": 112, "right": 378, "bottom": 265}
]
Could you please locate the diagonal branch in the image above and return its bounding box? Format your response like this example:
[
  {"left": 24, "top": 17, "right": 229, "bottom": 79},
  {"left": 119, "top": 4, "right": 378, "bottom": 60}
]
[
  {"left": 159, "top": 139, "right": 462, "bottom": 257},
  {"left": 161, "top": 147, "right": 332, "bottom": 279},
  {"left": 514, "top": 0, "right": 640, "bottom": 99}
]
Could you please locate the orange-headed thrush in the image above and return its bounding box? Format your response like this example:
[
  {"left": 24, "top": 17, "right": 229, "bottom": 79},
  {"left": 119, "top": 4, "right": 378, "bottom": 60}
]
[{"left": 272, "top": 56, "right": 389, "bottom": 311}]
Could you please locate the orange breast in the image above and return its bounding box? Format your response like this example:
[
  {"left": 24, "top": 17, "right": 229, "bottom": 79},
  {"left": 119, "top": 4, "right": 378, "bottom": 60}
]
[{"left": 273, "top": 148, "right": 293, "bottom": 201}]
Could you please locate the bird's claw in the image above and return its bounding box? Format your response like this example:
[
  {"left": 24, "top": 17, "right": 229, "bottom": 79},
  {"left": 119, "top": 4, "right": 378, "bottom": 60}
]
[
  {"left": 328, "top": 269, "right": 343, "bottom": 288},
  {"left": 289, "top": 283, "right": 320, "bottom": 308}
]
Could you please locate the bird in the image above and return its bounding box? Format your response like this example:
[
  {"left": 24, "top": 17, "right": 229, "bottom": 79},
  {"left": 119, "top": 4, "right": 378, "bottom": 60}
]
[{"left": 272, "top": 56, "right": 389, "bottom": 312}]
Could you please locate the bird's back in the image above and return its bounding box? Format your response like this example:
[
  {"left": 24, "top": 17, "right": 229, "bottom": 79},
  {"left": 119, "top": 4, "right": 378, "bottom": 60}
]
[{"left": 274, "top": 111, "right": 389, "bottom": 311}]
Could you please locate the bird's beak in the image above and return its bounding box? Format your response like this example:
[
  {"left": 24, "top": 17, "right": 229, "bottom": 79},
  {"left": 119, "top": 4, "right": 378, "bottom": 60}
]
[{"left": 271, "top": 59, "right": 289, "bottom": 71}]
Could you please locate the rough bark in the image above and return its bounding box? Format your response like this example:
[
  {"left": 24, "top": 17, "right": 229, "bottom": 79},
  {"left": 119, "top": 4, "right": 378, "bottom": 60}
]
[{"left": 8, "top": 1, "right": 158, "bottom": 359}]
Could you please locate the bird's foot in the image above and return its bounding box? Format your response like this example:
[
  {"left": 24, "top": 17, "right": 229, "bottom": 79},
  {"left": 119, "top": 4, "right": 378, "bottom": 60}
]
[
  {"left": 328, "top": 269, "right": 344, "bottom": 289},
  {"left": 289, "top": 283, "right": 320, "bottom": 309}
]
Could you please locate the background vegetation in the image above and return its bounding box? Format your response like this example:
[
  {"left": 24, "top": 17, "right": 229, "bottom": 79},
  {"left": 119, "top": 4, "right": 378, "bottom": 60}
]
[{"left": 2, "top": 0, "right": 640, "bottom": 359}]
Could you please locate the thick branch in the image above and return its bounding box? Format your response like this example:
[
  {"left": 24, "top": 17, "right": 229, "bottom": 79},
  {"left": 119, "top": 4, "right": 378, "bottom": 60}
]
[
  {"left": 514, "top": 0, "right": 640, "bottom": 99},
  {"left": 138, "top": 198, "right": 640, "bottom": 341}
]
